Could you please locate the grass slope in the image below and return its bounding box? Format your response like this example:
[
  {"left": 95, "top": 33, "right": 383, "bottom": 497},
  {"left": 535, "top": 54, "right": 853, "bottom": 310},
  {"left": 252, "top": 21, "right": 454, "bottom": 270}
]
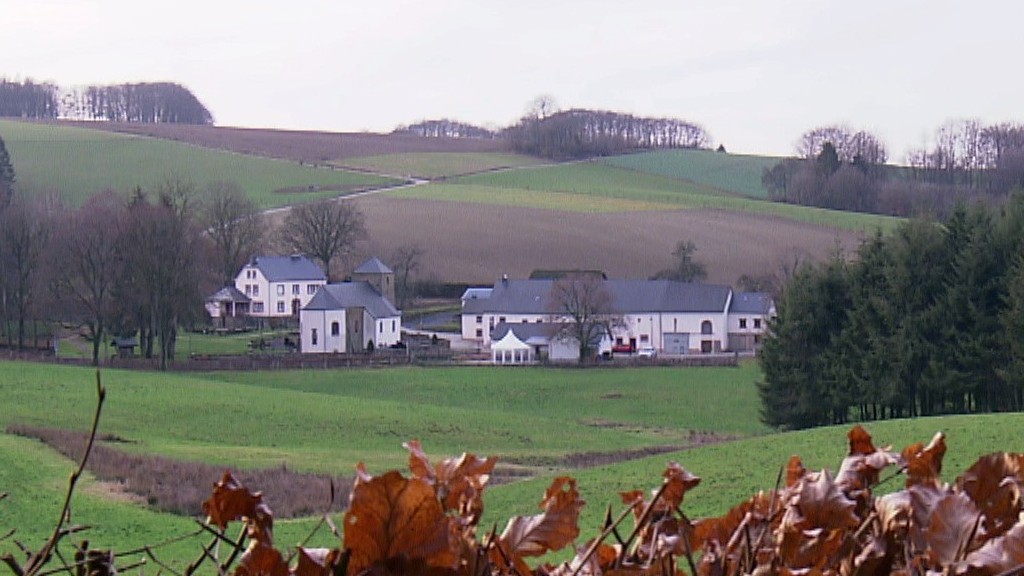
[
  {"left": 336, "top": 152, "right": 543, "bottom": 179},
  {"left": 482, "top": 412, "right": 1024, "bottom": 543},
  {"left": 0, "top": 362, "right": 765, "bottom": 475},
  {"left": 601, "top": 149, "right": 781, "bottom": 199},
  {"left": 0, "top": 120, "right": 398, "bottom": 208},
  {"left": 443, "top": 162, "right": 900, "bottom": 232}
]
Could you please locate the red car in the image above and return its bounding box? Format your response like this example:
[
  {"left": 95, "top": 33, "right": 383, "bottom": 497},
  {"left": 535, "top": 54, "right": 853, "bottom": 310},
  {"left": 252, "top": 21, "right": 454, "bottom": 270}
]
[{"left": 611, "top": 343, "right": 634, "bottom": 354}]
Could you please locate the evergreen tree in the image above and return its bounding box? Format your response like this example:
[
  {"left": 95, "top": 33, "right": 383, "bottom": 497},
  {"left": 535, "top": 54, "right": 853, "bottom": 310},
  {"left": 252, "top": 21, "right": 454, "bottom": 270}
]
[
  {"left": 1000, "top": 251, "right": 1024, "bottom": 411},
  {"left": 758, "top": 254, "right": 851, "bottom": 429}
]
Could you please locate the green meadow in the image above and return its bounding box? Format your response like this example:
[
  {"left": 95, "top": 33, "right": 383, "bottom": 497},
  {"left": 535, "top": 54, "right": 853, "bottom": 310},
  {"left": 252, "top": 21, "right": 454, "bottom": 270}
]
[
  {"left": 601, "top": 148, "right": 781, "bottom": 199},
  {"left": 0, "top": 120, "right": 398, "bottom": 208},
  {"left": 430, "top": 162, "right": 900, "bottom": 232},
  {"left": 337, "top": 152, "right": 543, "bottom": 179},
  {"left": 1, "top": 360, "right": 1020, "bottom": 569}
]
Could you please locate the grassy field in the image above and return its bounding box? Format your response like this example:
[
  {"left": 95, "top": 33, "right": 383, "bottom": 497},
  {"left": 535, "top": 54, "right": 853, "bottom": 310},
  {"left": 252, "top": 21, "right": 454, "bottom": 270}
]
[
  {"left": 0, "top": 120, "right": 399, "bottom": 208},
  {"left": 2, "top": 360, "right": 1022, "bottom": 570},
  {"left": 336, "top": 152, "right": 543, "bottom": 179},
  {"left": 445, "top": 162, "right": 900, "bottom": 232},
  {"left": 601, "top": 149, "right": 781, "bottom": 199}
]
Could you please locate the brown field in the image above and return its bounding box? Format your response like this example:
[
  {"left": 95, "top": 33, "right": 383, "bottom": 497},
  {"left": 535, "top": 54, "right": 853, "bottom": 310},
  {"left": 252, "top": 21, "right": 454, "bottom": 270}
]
[
  {"left": 54, "top": 120, "right": 508, "bottom": 162},
  {"left": 347, "top": 195, "right": 864, "bottom": 285}
]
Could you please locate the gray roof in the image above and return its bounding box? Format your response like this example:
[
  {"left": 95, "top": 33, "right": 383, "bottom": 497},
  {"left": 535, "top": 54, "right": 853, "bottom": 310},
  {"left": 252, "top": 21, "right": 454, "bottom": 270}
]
[
  {"left": 491, "top": 321, "right": 561, "bottom": 344},
  {"left": 461, "top": 287, "right": 493, "bottom": 301},
  {"left": 304, "top": 281, "right": 400, "bottom": 318},
  {"left": 729, "top": 292, "right": 774, "bottom": 314},
  {"left": 353, "top": 257, "right": 393, "bottom": 274},
  {"left": 250, "top": 255, "right": 326, "bottom": 282},
  {"left": 207, "top": 286, "right": 250, "bottom": 303},
  {"left": 466, "top": 278, "right": 732, "bottom": 315}
]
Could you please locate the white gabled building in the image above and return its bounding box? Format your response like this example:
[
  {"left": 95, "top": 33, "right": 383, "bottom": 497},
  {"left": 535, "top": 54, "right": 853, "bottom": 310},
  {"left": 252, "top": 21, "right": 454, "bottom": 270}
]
[
  {"left": 235, "top": 255, "right": 327, "bottom": 318},
  {"left": 461, "top": 277, "right": 774, "bottom": 358},
  {"left": 299, "top": 258, "right": 402, "bottom": 353}
]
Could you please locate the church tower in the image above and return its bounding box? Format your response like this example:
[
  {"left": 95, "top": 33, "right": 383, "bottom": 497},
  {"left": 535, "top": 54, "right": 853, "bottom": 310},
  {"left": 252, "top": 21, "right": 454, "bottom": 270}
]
[{"left": 352, "top": 257, "right": 395, "bottom": 304}]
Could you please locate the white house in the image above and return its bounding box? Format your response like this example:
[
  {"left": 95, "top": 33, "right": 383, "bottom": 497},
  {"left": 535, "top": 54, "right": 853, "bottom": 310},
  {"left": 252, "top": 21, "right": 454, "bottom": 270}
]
[
  {"left": 489, "top": 322, "right": 612, "bottom": 365},
  {"left": 462, "top": 277, "right": 774, "bottom": 356},
  {"left": 299, "top": 258, "right": 402, "bottom": 353},
  {"left": 234, "top": 255, "right": 327, "bottom": 318}
]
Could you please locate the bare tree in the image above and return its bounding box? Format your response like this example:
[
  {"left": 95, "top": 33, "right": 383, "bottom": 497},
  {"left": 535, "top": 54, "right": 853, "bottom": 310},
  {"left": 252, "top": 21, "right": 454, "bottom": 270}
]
[
  {"left": 652, "top": 240, "right": 708, "bottom": 282},
  {"left": 389, "top": 245, "right": 423, "bottom": 308},
  {"left": 279, "top": 201, "right": 367, "bottom": 282},
  {"left": 51, "top": 191, "right": 123, "bottom": 365},
  {"left": 526, "top": 94, "right": 559, "bottom": 120},
  {"left": 547, "top": 274, "right": 622, "bottom": 362},
  {"left": 203, "top": 181, "right": 263, "bottom": 285},
  {"left": 0, "top": 194, "right": 55, "bottom": 349}
]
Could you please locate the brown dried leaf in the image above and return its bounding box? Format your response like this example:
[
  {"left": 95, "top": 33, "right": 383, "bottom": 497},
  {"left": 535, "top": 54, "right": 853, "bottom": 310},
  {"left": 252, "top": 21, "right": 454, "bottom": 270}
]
[
  {"left": 661, "top": 462, "right": 701, "bottom": 511},
  {"left": 493, "top": 476, "right": 584, "bottom": 571},
  {"left": 203, "top": 472, "right": 275, "bottom": 544},
  {"left": 874, "top": 491, "right": 911, "bottom": 538},
  {"left": 787, "top": 456, "right": 807, "bottom": 488},
  {"left": 401, "top": 440, "right": 497, "bottom": 526},
  {"left": 956, "top": 523, "right": 1024, "bottom": 576},
  {"left": 847, "top": 425, "right": 876, "bottom": 456},
  {"left": 235, "top": 543, "right": 288, "bottom": 576},
  {"left": 293, "top": 548, "right": 341, "bottom": 576},
  {"left": 923, "top": 491, "right": 982, "bottom": 567},
  {"left": 902, "top": 432, "right": 946, "bottom": 488},
  {"left": 782, "top": 471, "right": 860, "bottom": 533},
  {"left": 955, "top": 452, "right": 1024, "bottom": 540},
  {"left": 343, "top": 471, "right": 458, "bottom": 576},
  {"left": 620, "top": 489, "right": 647, "bottom": 523}
]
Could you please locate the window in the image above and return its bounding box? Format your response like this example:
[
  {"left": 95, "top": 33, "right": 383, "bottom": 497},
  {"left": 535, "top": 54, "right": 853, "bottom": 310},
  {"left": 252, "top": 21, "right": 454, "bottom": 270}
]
[
  {"left": 292, "top": 284, "right": 300, "bottom": 295},
  {"left": 522, "top": 319, "right": 528, "bottom": 323},
  {"left": 244, "top": 284, "right": 252, "bottom": 296},
  {"left": 739, "top": 318, "right": 747, "bottom": 329},
  {"left": 701, "top": 340, "right": 713, "bottom": 354},
  {"left": 701, "top": 320, "right": 713, "bottom": 335},
  {"left": 276, "top": 285, "right": 285, "bottom": 296},
  {"left": 331, "top": 322, "right": 340, "bottom": 336},
  {"left": 307, "top": 284, "right": 317, "bottom": 295},
  {"left": 475, "top": 329, "right": 483, "bottom": 338},
  {"left": 754, "top": 318, "right": 762, "bottom": 329},
  {"left": 311, "top": 328, "right": 318, "bottom": 345},
  {"left": 499, "top": 316, "right": 506, "bottom": 323},
  {"left": 476, "top": 315, "right": 483, "bottom": 323},
  {"left": 252, "top": 285, "right": 259, "bottom": 296},
  {"left": 277, "top": 302, "right": 285, "bottom": 313},
  {"left": 253, "top": 302, "right": 264, "bottom": 313},
  {"left": 392, "top": 320, "right": 396, "bottom": 331},
  {"left": 640, "top": 335, "right": 649, "bottom": 343}
]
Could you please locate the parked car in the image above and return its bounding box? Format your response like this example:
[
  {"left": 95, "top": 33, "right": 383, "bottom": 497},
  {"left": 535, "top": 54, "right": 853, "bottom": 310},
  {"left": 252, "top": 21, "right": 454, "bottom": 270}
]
[
  {"left": 612, "top": 343, "right": 634, "bottom": 354},
  {"left": 637, "top": 346, "right": 657, "bottom": 358}
]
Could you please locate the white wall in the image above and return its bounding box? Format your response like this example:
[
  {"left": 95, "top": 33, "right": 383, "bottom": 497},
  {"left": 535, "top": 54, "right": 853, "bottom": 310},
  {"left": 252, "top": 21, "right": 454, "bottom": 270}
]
[
  {"left": 236, "top": 266, "right": 326, "bottom": 318},
  {"left": 300, "top": 309, "right": 347, "bottom": 353}
]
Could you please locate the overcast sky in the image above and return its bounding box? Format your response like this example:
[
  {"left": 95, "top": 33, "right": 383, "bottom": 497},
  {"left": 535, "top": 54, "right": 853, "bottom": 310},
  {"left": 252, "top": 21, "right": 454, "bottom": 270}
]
[{"left": 2, "top": 0, "right": 1021, "bottom": 157}]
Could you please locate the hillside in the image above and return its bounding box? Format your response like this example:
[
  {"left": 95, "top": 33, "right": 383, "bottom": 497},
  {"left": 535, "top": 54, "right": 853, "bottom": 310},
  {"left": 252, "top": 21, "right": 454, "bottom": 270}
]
[
  {"left": 0, "top": 120, "right": 400, "bottom": 208},
  {"left": 1, "top": 120, "right": 899, "bottom": 286}
]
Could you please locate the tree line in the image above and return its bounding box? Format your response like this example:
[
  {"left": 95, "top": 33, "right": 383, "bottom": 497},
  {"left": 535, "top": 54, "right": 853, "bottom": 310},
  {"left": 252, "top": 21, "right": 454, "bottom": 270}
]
[
  {"left": 0, "top": 134, "right": 383, "bottom": 367},
  {"left": 392, "top": 119, "right": 496, "bottom": 139},
  {"left": 503, "top": 108, "right": 711, "bottom": 159},
  {"left": 763, "top": 122, "right": 1024, "bottom": 218},
  {"left": 758, "top": 194, "right": 1024, "bottom": 429},
  {"left": 0, "top": 78, "right": 213, "bottom": 124}
]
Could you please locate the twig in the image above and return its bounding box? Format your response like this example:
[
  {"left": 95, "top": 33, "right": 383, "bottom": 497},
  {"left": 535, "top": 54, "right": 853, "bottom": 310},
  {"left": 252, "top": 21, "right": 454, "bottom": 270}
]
[
  {"left": 120, "top": 528, "right": 205, "bottom": 556},
  {"left": 287, "top": 481, "right": 336, "bottom": 563},
  {"left": 215, "top": 527, "right": 248, "bottom": 576},
  {"left": 619, "top": 482, "right": 671, "bottom": 559},
  {"left": 568, "top": 502, "right": 637, "bottom": 576},
  {"left": 23, "top": 371, "right": 106, "bottom": 576},
  {"left": 994, "top": 565, "right": 1024, "bottom": 576},
  {"left": 0, "top": 530, "right": 14, "bottom": 543},
  {"left": 1, "top": 554, "right": 24, "bottom": 576},
  {"left": 675, "top": 508, "right": 699, "bottom": 576},
  {"left": 139, "top": 548, "right": 183, "bottom": 576},
  {"left": 603, "top": 505, "right": 627, "bottom": 548}
]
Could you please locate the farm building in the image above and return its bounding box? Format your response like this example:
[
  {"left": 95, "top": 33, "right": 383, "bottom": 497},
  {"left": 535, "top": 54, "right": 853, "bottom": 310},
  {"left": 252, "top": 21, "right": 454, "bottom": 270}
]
[
  {"left": 232, "top": 255, "right": 327, "bottom": 319},
  {"left": 489, "top": 322, "right": 612, "bottom": 365},
  {"left": 204, "top": 286, "right": 251, "bottom": 329},
  {"left": 299, "top": 258, "right": 402, "bottom": 353},
  {"left": 461, "top": 276, "right": 774, "bottom": 357}
]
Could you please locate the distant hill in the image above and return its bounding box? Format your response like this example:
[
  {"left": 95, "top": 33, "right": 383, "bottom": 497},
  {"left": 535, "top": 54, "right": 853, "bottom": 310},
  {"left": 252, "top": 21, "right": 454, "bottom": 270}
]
[{"left": 600, "top": 148, "right": 782, "bottom": 199}]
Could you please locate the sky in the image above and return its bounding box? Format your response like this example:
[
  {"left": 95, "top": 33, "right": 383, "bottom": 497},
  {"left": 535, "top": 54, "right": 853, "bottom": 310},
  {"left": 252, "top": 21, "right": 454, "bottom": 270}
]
[{"left": 2, "top": 0, "right": 1022, "bottom": 158}]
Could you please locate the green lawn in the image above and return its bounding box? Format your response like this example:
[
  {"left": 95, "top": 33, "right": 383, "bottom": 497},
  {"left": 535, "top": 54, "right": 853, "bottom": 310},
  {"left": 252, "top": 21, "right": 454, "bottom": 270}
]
[
  {"left": 601, "top": 149, "right": 781, "bottom": 199},
  {"left": 0, "top": 120, "right": 399, "bottom": 208},
  {"left": 387, "top": 182, "right": 676, "bottom": 212},
  {"left": 336, "top": 152, "right": 543, "bottom": 179}
]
